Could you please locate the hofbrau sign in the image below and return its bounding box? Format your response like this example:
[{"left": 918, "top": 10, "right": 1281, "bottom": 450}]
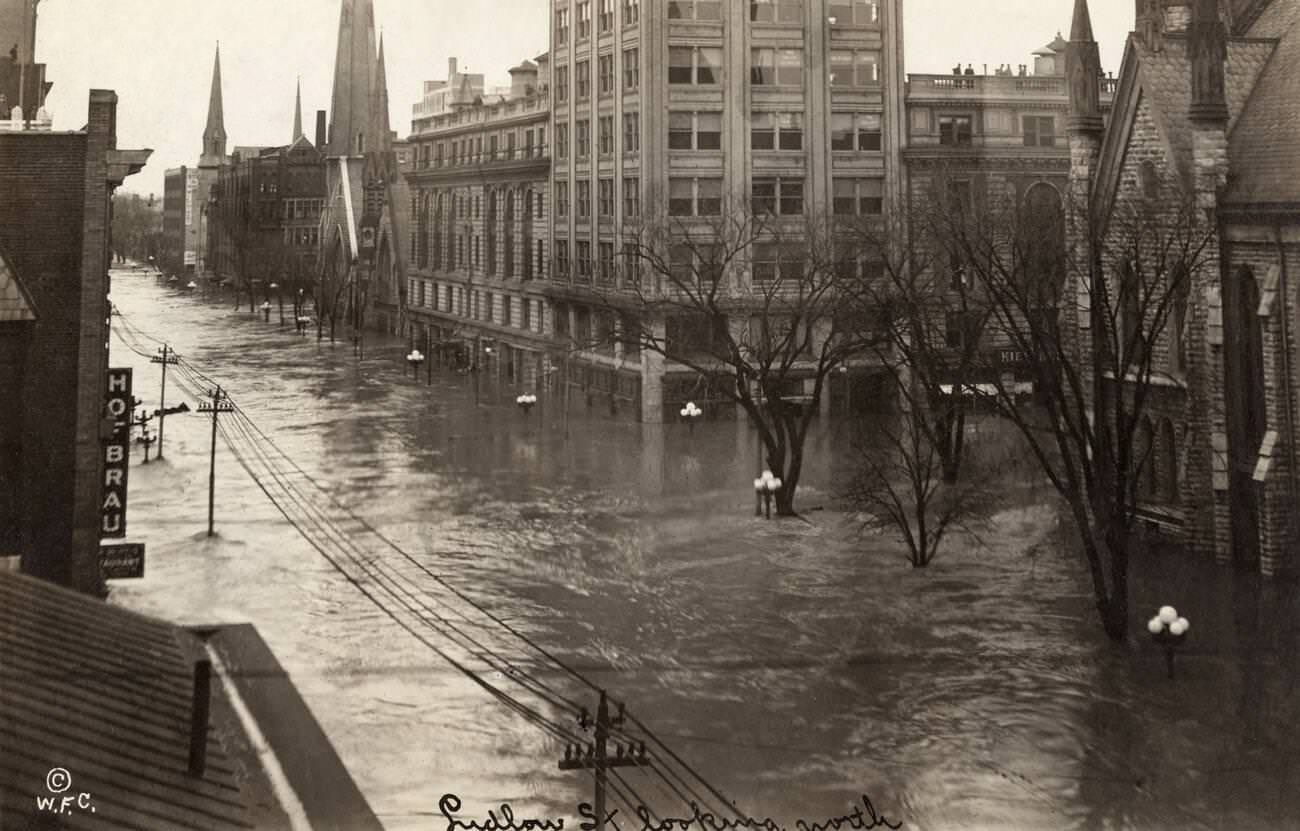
[{"left": 102, "top": 368, "right": 132, "bottom": 538}]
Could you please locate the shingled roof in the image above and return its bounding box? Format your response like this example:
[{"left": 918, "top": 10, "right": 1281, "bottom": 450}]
[
  {"left": 1225, "top": 0, "right": 1300, "bottom": 205},
  {"left": 0, "top": 569, "right": 253, "bottom": 829}
]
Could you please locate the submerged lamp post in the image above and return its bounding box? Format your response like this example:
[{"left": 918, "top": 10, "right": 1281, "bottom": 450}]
[
  {"left": 516, "top": 392, "right": 537, "bottom": 416},
  {"left": 260, "top": 300, "right": 271, "bottom": 322},
  {"left": 680, "top": 401, "right": 703, "bottom": 434},
  {"left": 406, "top": 348, "right": 425, "bottom": 380},
  {"left": 753, "top": 470, "right": 782, "bottom": 519},
  {"left": 1147, "top": 605, "right": 1190, "bottom": 679}
]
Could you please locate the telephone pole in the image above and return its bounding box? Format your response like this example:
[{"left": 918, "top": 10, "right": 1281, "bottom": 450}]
[
  {"left": 558, "top": 691, "right": 650, "bottom": 831},
  {"left": 197, "top": 386, "right": 234, "bottom": 537},
  {"left": 150, "top": 344, "right": 180, "bottom": 458}
]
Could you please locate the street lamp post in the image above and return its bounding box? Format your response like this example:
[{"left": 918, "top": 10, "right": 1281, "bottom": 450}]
[
  {"left": 406, "top": 348, "right": 425, "bottom": 380},
  {"left": 260, "top": 300, "right": 271, "bottom": 322},
  {"left": 270, "top": 282, "right": 284, "bottom": 325},
  {"left": 753, "top": 470, "right": 783, "bottom": 519},
  {"left": 1147, "top": 605, "right": 1190, "bottom": 679},
  {"left": 680, "top": 401, "right": 703, "bottom": 434},
  {"left": 516, "top": 392, "right": 537, "bottom": 416}
]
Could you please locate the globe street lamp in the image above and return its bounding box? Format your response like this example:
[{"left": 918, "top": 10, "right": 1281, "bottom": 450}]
[
  {"left": 1147, "top": 605, "right": 1190, "bottom": 679},
  {"left": 516, "top": 392, "right": 537, "bottom": 416},
  {"left": 680, "top": 401, "right": 703, "bottom": 434},
  {"left": 406, "top": 349, "right": 425, "bottom": 380},
  {"left": 753, "top": 470, "right": 782, "bottom": 519},
  {"left": 260, "top": 300, "right": 272, "bottom": 322},
  {"left": 186, "top": 280, "right": 198, "bottom": 290}
]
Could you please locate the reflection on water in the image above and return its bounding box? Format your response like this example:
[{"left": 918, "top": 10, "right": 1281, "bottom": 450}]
[{"left": 109, "top": 270, "right": 1300, "bottom": 831}]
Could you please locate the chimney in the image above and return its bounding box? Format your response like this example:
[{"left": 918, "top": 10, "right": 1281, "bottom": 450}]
[
  {"left": 449, "top": 57, "right": 458, "bottom": 78},
  {"left": 315, "top": 110, "right": 327, "bottom": 149}
]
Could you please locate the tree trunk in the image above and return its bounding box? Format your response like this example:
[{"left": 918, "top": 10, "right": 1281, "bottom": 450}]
[{"left": 1101, "top": 520, "right": 1131, "bottom": 641}]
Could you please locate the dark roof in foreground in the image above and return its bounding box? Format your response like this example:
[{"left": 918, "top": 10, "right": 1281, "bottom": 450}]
[{"left": 1225, "top": 0, "right": 1300, "bottom": 205}]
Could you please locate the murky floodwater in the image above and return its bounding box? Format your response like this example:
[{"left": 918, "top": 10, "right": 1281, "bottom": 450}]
[{"left": 107, "top": 268, "right": 1300, "bottom": 831}]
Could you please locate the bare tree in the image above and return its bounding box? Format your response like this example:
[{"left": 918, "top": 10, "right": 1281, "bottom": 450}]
[{"left": 611, "top": 204, "right": 880, "bottom": 516}]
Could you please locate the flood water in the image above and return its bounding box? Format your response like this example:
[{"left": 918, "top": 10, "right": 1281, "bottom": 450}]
[{"left": 108, "top": 267, "right": 1300, "bottom": 831}]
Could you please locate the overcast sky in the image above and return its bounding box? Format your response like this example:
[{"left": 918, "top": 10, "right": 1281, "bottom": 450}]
[{"left": 36, "top": 0, "right": 1131, "bottom": 197}]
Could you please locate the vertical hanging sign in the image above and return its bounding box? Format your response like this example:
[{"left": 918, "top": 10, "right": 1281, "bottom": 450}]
[{"left": 102, "top": 368, "right": 132, "bottom": 538}]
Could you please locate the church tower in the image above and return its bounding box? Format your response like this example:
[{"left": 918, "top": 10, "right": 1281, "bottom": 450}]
[
  {"left": 326, "top": 0, "right": 378, "bottom": 156},
  {"left": 199, "top": 44, "right": 227, "bottom": 168},
  {"left": 293, "top": 77, "right": 304, "bottom": 144},
  {"left": 1064, "top": 0, "right": 1105, "bottom": 373}
]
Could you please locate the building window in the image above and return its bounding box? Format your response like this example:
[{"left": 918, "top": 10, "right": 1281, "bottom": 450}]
[
  {"left": 599, "top": 178, "right": 615, "bottom": 217},
  {"left": 622, "top": 111, "right": 640, "bottom": 153},
  {"left": 669, "top": 111, "right": 722, "bottom": 150},
  {"left": 939, "top": 115, "right": 973, "bottom": 146},
  {"left": 576, "top": 60, "right": 591, "bottom": 99},
  {"left": 556, "top": 239, "right": 571, "bottom": 277},
  {"left": 577, "top": 180, "right": 592, "bottom": 218},
  {"left": 576, "top": 119, "right": 590, "bottom": 157},
  {"left": 945, "top": 310, "right": 982, "bottom": 349},
  {"left": 556, "top": 181, "right": 569, "bottom": 217},
  {"left": 576, "top": 241, "right": 593, "bottom": 280},
  {"left": 751, "top": 112, "right": 802, "bottom": 150},
  {"left": 946, "top": 178, "right": 973, "bottom": 213},
  {"left": 669, "top": 46, "right": 723, "bottom": 85},
  {"left": 829, "top": 49, "right": 880, "bottom": 86},
  {"left": 599, "top": 242, "right": 616, "bottom": 284},
  {"left": 599, "top": 54, "right": 615, "bottom": 95},
  {"left": 749, "top": 0, "right": 803, "bottom": 22},
  {"left": 599, "top": 0, "right": 615, "bottom": 31},
  {"left": 623, "top": 176, "right": 640, "bottom": 217},
  {"left": 832, "top": 178, "right": 884, "bottom": 215},
  {"left": 556, "top": 124, "right": 569, "bottom": 157},
  {"left": 669, "top": 177, "right": 723, "bottom": 217},
  {"left": 750, "top": 48, "right": 803, "bottom": 86},
  {"left": 751, "top": 243, "right": 807, "bottom": 283},
  {"left": 827, "top": 0, "right": 878, "bottom": 25},
  {"left": 599, "top": 116, "right": 615, "bottom": 155},
  {"left": 668, "top": 0, "right": 722, "bottom": 20},
  {"left": 831, "top": 112, "right": 882, "bottom": 151},
  {"left": 577, "top": 1, "right": 592, "bottom": 38},
  {"left": 1022, "top": 115, "right": 1056, "bottom": 147},
  {"left": 623, "top": 48, "right": 639, "bottom": 90},
  {"left": 556, "top": 7, "right": 570, "bottom": 42},
  {"left": 623, "top": 0, "right": 639, "bottom": 24},
  {"left": 752, "top": 177, "right": 803, "bottom": 215}
]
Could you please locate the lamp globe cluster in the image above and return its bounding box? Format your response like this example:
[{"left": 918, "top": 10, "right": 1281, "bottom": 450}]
[
  {"left": 680, "top": 401, "right": 703, "bottom": 420},
  {"left": 1147, "top": 605, "right": 1189, "bottom": 637}
]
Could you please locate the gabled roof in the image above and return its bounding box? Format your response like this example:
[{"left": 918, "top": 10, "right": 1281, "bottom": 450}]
[
  {"left": 1224, "top": 0, "right": 1300, "bottom": 205},
  {"left": 0, "top": 246, "right": 36, "bottom": 322}
]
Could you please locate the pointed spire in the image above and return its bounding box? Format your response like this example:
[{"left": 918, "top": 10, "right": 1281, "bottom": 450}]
[
  {"left": 370, "top": 34, "right": 392, "bottom": 153},
  {"left": 200, "top": 43, "right": 227, "bottom": 167},
  {"left": 293, "top": 77, "right": 304, "bottom": 143},
  {"left": 327, "top": 0, "right": 378, "bottom": 156},
  {"left": 1189, "top": 0, "right": 1228, "bottom": 122},
  {"left": 1066, "top": 0, "right": 1103, "bottom": 134}
]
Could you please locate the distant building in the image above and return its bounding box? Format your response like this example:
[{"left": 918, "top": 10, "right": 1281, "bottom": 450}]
[
  {"left": 402, "top": 54, "right": 553, "bottom": 387},
  {"left": 0, "top": 0, "right": 46, "bottom": 121},
  {"left": 1064, "top": 0, "right": 1300, "bottom": 573},
  {"left": 162, "top": 166, "right": 199, "bottom": 275},
  {"left": 0, "top": 32, "right": 149, "bottom": 592}
]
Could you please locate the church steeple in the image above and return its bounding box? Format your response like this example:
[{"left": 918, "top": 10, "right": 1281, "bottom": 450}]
[
  {"left": 200, "top": 44, "right": 227, "bottom": 167},
  {"left": 293, "top": 77, "right": 304, "bottom": 143},
  {"left": 1066, "top": 0, "right": 1104, "bottom": 135},
  {"left": 370, "top": 35, "right": 392, "bottom": 153},
  {"left": 327, "top": 0, "right": 378, "bottom": 156}
]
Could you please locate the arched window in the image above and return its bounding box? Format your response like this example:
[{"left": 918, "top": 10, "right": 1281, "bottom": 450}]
[
  {"left": 1022, "top": 182, "right": 1065, "bottom": 306},
  {"left": 1138, "top": 160, "right": 1160, "bottom": 199},
  {"left": 1169, "top": 264, "right": 1189, "bottom": 376},
  {"left": 1119, "top": 259, "right": 1144, "bottom": 371},
  {"left": 1135, "top": 416, "right": 1156, "bottom": 501},
  {"left": 1159, "top": 419, "right": 1178, "bottom": 504}
]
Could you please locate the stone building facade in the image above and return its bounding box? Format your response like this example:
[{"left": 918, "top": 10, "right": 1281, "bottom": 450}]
[
  {"left": 1065, "top": 0, "right": 1300, "bottom": 574},
  {"left": 547, "top": 0, "right": 907, "bottom": 422},
  {"left": 403, "top": 56, "right": 555, "bottom": 391}
]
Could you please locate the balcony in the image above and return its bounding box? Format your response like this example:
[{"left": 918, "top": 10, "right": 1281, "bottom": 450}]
[{"left": 907, "top": 72, "right": 1117, "bottom": 102}]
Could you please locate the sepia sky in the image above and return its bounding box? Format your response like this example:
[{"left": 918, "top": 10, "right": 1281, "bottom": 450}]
[{"left": 36, "top": 0, "right": 1132, "bottom": 197}]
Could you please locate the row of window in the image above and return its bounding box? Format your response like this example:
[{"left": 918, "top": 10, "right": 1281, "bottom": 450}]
[
  {"left": 556, "top": 0, "right": 638, "bottom": 41},
  {"left": 409, "top": 280, "right": 545, "bottom": 333},
  {"left": 557, "top": 0, "right": 879, "bottom": 31},
  {"left": 554, "top": 175, "right": 884, "bottom": 220},
  {"left": 281, "top": 198, "right": 325, "bottom": 220},
  {"left": 556, "top": 177, "right": 641, "bottom": 219},
  {"left": 931, "top": 114, "right": 1057, "bottom": 147},
  {"left": 414, "top": 126, "right": 549, "bottom": 169}
]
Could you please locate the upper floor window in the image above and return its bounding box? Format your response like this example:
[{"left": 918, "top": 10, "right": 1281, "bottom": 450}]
[
  {"left": 623, "top": 111, "right": 641, "bottom": 153},
  {"left": 831, "top": 112, "right": 882, "bottom": 151},
  {"left": 599, "top": 54, "right": 615, "bottom": 95},
  {"left": 751, "top": 48, "right": 803, "bottom": 86},
  {"left": 576, "top": 60, "right": 591, "bottom": 99},
  {"left": 669, "top": 0, "right": 722, "bottom": 20},
  {"left": 599, "top": 0, "right": 615, "bottom": 31},
  {"left": 827, "top": 0, "right": 878, "bottom": 25},
  {"left": 623, "top": 0, "right": 640, "bottom": 24},
  {"left": 556, "top": 123, "right": 569, "bottom": 157},
  {"left": 577, "top": 1, "right": 592, "bottom": 38},
  {"left": 576, "top": 119, "right": 591, "bottom": 158},
  {"left": 829, "top": 49, "right": 880, "bottom": 86},
  {"left": 599, "top": 178, "right": 615, "bottom": 217},
  {"left": 556, "top": 7, "right": 571, "bottom": 42},
  {"left": 623, "top": 48, "right": 640, "bottom": 91},
  {"left": 623, "top": 176, "right": 640, "bottom": 217},
  {"left": 555, "top": 65, "right": 569, "bottom": 102},
  {"left": 599, "top": 116, "right": 616, "bottom": 155},
  {"left": 832, "top": 178, "right": 884, "bottom": 216},
  {"left": 669, "top": 177, "right": 724, "bottom": 217},
  {"left": 939, "top": 115, "right": 973, "bottom": 146},
  {"left": 669, "top": 46, "right": 723, "bottom": 85},
  {"left": 750, "top": 0, "right": 803, "bottom": 22},
  {"left": 751, "top": 112, "right": 802, "bottom": 151},
  {"left": 1022, "top": 115, "right": 1056, "bottom": 147},
  {"left": 669, "top": 111, "right": 723, "bottom": 150},
  {"left": 752, "top": 177, "right": 804, "bottom": 215}
]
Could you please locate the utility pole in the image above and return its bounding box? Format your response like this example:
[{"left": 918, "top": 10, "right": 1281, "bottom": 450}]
[
  {"left": 133, "top": 408, "right": 156, "bottom": 464},
  {"left": 558, "top": 691, "right": 650, "bottom": 831},
  {"left": 150, "top": 344, "right": 180, "bottom": 458},
  {"left": 198, "top": 386, "right": 234, "bottom": 537}
]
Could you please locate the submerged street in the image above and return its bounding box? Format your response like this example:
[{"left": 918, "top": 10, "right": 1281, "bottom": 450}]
[{"left": 108, "top": 267, "right": 1300, "bottom": 831}]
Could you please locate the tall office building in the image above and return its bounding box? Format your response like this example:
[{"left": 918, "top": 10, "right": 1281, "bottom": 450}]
[{"left": 546, "top": 0, "right": 905, "bottom": 422}]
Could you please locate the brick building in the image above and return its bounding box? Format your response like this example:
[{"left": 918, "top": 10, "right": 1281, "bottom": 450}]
[
  {"left": 403, "top": 55, "right": 554, "bottom": 389},
  {"left": 1064, "top": 0, "right": 1300, "bottom": 573},
  {"left": 0, "top": 87, "right": 150, "bottom": 592},
  {"left": 546, "top": 0, "right": 907, "bottom": 422}
]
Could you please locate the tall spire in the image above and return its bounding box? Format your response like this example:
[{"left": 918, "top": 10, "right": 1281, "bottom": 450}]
[
  {"left": 1066, "top": 0, "right": 1103, "bottom": 135},
  {"left": 200, "top": 43, "right": 227, "bottom": 167},
  {"left": 327, "top": 0, "right": 378, "bottom": 156},
  {"left": 370, "top": 34, "right": 392, "bottom": 153},
  {"left": 293, "top": 77, "right": 304, "bottom": 143}
]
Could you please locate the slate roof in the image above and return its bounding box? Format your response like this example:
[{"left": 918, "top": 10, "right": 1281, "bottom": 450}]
[
  {"left": 0, "top": 247, "right": 36, "bottom": 323},
  {"left": 0, "top": 570, "right": 253, "bottom": 829},
  {"left": 1225, "top": 0, "right": 1300, "bottom": 205}
]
